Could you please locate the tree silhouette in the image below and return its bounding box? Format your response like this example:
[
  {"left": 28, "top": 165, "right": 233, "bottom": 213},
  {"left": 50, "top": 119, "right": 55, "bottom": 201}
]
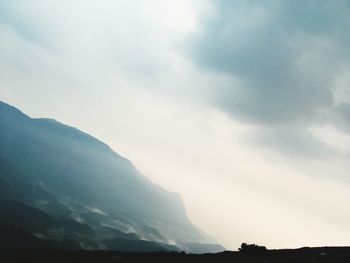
[{"left": 238, "top": 243, "right": 267, "bottom": 254}]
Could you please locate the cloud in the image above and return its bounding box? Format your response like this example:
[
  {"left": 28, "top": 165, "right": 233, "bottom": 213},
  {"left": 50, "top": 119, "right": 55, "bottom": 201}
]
[
  {"left": 184, "top": 0, "right": 350, "bottom": 157},
  {"left": 0, "top": 0, "right": 176, "bottom": 78},
  {"left": 2, "top": 0, "right": 350, "bottom": 249},
  {"left": 253, "top": 126, "right": 335, "bottom": 158}
]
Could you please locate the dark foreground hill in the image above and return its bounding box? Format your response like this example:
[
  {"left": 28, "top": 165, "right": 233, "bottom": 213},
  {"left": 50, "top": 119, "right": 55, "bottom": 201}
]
[
  {"left": 1, "top": 247, "right": 350, "bottom": 263},
  {"left": 0, "top": 101, "right": 223, "bottom": 253}
]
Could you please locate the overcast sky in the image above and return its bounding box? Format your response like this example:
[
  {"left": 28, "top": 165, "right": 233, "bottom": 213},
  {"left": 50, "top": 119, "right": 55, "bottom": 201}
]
[{"left": 1, "top": 0, "right": 350, "bottom": 249}]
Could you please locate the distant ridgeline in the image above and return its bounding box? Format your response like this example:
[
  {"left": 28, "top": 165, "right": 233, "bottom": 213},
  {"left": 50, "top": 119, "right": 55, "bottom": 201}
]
[{"left": 0, "top": 101, "right": 225, "bottom": 253}]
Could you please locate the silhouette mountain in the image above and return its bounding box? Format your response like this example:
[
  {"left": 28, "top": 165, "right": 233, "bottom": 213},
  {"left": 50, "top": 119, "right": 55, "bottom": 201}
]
[{"left": 0, "top": 101, "right": 224, "bottom": 253}]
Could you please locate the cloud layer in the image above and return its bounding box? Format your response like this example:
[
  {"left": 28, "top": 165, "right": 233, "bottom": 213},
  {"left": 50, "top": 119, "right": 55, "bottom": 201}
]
[
  {"left": 1, "top": 0, "right": 350, "bottom": 249},
  {"left": 185, "top": 0, "right": 350, "bottom": 157}
]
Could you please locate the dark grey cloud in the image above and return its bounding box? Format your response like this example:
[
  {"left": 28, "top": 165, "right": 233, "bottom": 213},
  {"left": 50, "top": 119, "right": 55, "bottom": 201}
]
[
  {"left": 253, "top": 126, "right": 336, "bottom": 158},
  {"left": 333, "top": 103, "right": 350, "bottom": 133},
  {"left": 185, "top": 0, "right": 350, "bottom": 157}
]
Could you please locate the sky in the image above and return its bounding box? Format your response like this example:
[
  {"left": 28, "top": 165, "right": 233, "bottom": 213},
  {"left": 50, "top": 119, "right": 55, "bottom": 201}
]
[{"left": 1, "top": 0, "right": 350, "bottom": 250}]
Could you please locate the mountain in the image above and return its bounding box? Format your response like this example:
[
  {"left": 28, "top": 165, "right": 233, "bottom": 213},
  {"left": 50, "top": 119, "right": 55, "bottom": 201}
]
[{"left": 0, "top": 101, "right": 224, "bottom": 253}]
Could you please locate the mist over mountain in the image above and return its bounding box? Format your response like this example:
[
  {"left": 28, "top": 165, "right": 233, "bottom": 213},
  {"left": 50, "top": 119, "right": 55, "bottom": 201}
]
[{"left": 0, "top": 101, "right": 224, "bottom": 253}]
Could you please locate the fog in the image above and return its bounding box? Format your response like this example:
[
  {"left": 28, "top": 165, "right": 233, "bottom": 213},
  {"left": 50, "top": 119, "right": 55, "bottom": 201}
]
[{"left": 1, "top": 0, "right": 350, "bottom": 249}]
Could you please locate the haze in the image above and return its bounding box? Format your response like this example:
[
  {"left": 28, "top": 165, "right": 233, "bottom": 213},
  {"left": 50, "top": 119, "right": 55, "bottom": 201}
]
[{"left": 1, "top": 0, "right": 350, "bottom": 249}]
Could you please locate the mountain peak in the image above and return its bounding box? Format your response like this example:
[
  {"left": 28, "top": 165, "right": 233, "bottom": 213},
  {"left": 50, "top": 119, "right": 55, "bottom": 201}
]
[
  {"left": 0, "top": 101, "right": 224, "bottom": 253},
  {"left": 0, "top": 101, "right": 30, "bottom": 119}
]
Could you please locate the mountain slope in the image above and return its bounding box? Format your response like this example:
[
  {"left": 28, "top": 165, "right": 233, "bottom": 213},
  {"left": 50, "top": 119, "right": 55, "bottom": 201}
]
[{"left": 0, "top": 101, "right": 224, "bottom": 253}]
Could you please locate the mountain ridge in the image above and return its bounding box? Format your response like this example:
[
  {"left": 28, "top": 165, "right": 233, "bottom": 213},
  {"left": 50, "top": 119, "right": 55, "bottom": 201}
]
[{"left": 0, "top": 100, "right": 224, "bottom": 253}]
